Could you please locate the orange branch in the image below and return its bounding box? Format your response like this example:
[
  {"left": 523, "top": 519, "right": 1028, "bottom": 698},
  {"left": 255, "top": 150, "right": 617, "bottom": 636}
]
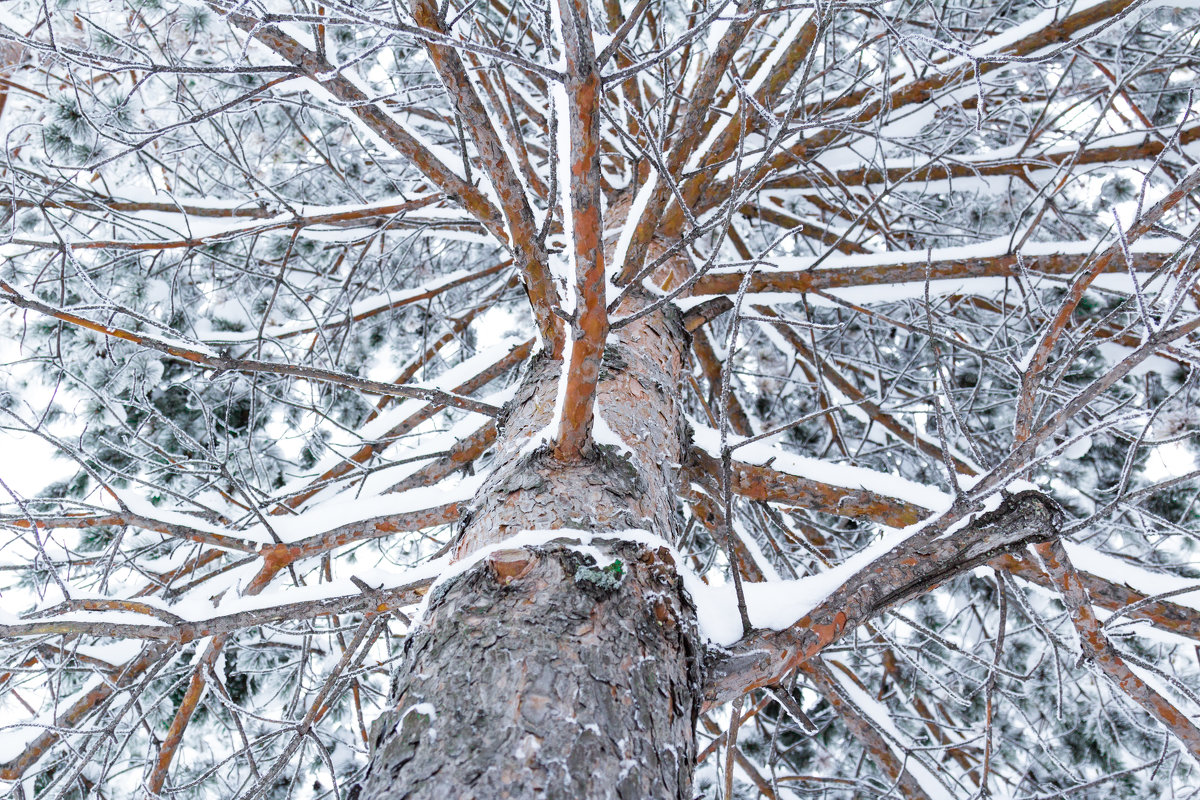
[
  {"left": 147, "top": 640, "right": 225, "bottom": 794},
  {"left": 617, "top": 0, "right": 767, "bottom": 282},
  {"left": 803, "top": 660, "right": 934, "bottom": 800},
  {"left": 758, "top": 125, "right": 1200, "bottom": 195},
  {"left": 0, "top": 643, "right": 174, "bottom": 781},
  {"left": 687, "top": 447, "right": 927, "bottom": 527},
  {"left": 554, "top": 0, "right": 608, "bottom": 459},
  {"left": 689, "top": 251, "right": 1173, "bottom": 298},
  {"left": 407, "top": 0, "right": 561, "bottom": 351},
  {"left": 1035, "top": 540, "right": 1200, "bottom": 760}
]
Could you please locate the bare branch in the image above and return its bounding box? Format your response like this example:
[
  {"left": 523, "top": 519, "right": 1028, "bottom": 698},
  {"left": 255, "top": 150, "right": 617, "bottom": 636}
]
[{"left": 704, "top": 491, "right": 1063, "bottom": 707}]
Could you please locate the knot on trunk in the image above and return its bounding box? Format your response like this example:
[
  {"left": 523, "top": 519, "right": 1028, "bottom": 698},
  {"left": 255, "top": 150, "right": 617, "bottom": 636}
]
[{"left": 980, "top": 489, "right": 1065, "bottom": 534}]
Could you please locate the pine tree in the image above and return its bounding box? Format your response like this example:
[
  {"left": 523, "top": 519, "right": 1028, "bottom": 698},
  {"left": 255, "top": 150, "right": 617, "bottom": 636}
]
[{"left": 1, "top": 0, "right": 1199, "bottom": 797}]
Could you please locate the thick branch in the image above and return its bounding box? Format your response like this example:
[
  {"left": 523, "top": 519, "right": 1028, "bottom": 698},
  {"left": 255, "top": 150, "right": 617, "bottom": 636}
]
[
  {"left": 995, "top": 553, "right": 1200, "bottom": 643},
  {"left": 662, "top": 14, "right": 822, "bottom": 241},
  {"left": 554, "top": 0, "right": 608, "bottom": 458},
  {"left": 8, "top": 195, "right": 448, "bottom": 251},
  {"left": 0, "top": 192, "right": 440, "bottom": 222},
  {"left": 700, "top": 456, "right": 1200, "bottom": 645},
  {"left": 218, "top": 10, "right": 500, "bottom": 232},
  {"left": 761, "top": 125, "right": 1200, "bottom": 194},
  {"left": 703, "top": 491, "right": 1062, "bottom": 707},
  {"left": 278, "top": 339, "right": 530, "bottom": 511},
  {"left": 3, "top": 511, "right": 257, "bottom": 553},
  {"left": 407, "top": 0, "right": 561, "bottom": 350},
  {"left": 687, "top": 447, "right": 927, "bottom": 527},
  {"left": 147, "top": 640, "right": 224, "bottom": 794},
  {"left": 1035, "top": 539, "right": 1200, "bottom": 761},
  {"left": 617, "top": 0, "right": 765, "bottom": 281},
  {"left": 386, "top": 421, "right": 499, "bottom": 496}
]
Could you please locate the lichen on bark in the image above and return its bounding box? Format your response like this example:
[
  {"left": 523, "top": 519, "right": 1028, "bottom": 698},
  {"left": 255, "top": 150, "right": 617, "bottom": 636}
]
[
  {"left": 357, "top": 543, "right": 701, "bottom": 800},
  {"left": 358, "top": 237, "right": 703, "bottom": 798}
]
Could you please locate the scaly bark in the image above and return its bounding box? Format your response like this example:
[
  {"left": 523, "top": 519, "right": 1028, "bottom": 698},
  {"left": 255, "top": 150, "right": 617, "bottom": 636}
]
[{"left": 357, "top": 232, "right": 703, "bottom": 798}]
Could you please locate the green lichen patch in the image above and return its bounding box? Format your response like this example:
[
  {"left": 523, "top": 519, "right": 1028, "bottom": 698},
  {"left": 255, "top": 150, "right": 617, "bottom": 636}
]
[{"left": 573, "top": 558, "right": 625, "bottom": 595}]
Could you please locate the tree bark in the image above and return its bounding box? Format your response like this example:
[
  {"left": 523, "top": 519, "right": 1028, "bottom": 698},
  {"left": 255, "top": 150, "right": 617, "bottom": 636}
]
[
  {"left": 357, "top": 541, "right": 701, "bottom": 799},
  {"left": 357, "top": 237, "right": 703, "bottom": 798}
]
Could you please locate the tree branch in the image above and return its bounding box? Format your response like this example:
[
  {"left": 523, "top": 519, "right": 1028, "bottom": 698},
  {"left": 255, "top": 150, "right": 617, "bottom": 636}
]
[
  {"left": 0, "top": 280, "right": 501, "bottom": 417},
  {"left": 214, "top": 7, "right": 562, "bottom": 350},
  {"left": 802, "top": 660, "right": 934, "bottom": 800},
  {"left": 553, "top": 0, "right": 608, "bottom": 458},
  {"left": 0, "top": 573, "right": 432, "bottom": 643},
  {"left": 0, "top": 643, "right": 175, "bottom": 781},
  {"left": 407, "top": 0, "right": 562, "bottom": 351},
  {"left": 703, "top": 491, "right": 1062, "bottom": 708},
  {"left": 715, "top": 0, "right": 1152, "bottom": 219},
  {"left": 616, "top": 0, "right": 766, "bottom": 282},
  {"left": 758, "top": 125, "right": 1200, "bottom": 195},
  {"left": 687, "top": 447, "right": 928, "bottom": 527},
  {"left": 1035, "top": 539, "right": 1200, "bottom": 762},
  {"left": 689, "top": 251, "right": 1175, "bottom": 298}
]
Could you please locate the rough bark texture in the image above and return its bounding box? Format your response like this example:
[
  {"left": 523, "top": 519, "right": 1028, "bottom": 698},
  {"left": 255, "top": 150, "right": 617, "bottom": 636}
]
[
  {"left": 357, "top": 231, "right": 703, "bottom": 798},
  {"left": 358, "top": 542, "right": 700, "bottom": 799},
  {"left": 450, "top": 290, "right": 690, "bottom": 554}
]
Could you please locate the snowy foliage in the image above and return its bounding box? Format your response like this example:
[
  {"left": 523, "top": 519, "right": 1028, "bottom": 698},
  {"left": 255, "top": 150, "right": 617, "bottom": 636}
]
[{"left": 1, "top": 0, "right": 1199, "bottom": 797}]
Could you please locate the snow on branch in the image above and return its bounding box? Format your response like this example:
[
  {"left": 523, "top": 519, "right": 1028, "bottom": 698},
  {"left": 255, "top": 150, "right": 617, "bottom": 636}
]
[
  {"left": 703, "top": 491, "right": 1063, "bottom": 707},
  {"left": 762, "top": 123, "right": 1200, "bottom": 195},
  {"left": 1036, "top": 539, "right": 1200, "bottom": 763},
  {"left": 0, "top": 562, "right": 437, "bottom": 643},
  {"left": 405, "top": 0, "right": 561, "bottom": 351},
  {"left": 688, "top": 247, "right": 1177, "bottom": 300},
  {"left": 551, "top": 0, "right": 608, "bottom": 459},
  {"left": 0, "top": 279, "right": 501, "bottom": 417},
  {"left": 687, "top": 446, "right": 930, "bottom": 527}
]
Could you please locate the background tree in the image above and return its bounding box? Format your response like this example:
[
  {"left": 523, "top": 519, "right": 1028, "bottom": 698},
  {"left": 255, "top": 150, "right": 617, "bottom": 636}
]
[{"left": 1, "top": 0, "right": 1200, "bottom": 797}]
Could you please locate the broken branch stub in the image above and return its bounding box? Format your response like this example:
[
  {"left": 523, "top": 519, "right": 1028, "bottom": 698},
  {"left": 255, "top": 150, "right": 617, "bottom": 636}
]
[{"left": 702, "top": 491, "right": 1063, "bottom": 708}]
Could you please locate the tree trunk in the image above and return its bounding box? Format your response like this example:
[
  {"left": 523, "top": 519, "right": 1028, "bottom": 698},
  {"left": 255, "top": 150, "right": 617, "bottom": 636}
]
[{"left": 357, "top": 240, "right": 704, "bottom": 799}]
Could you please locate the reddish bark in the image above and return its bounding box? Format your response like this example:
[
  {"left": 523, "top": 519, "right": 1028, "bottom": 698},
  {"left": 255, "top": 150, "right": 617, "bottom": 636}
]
[
  {"left": 554, "top": 0, "right": 609, "bottom": 459},
  {"left": 689, "top": 252, "right": 1173, "bottom": 297}
]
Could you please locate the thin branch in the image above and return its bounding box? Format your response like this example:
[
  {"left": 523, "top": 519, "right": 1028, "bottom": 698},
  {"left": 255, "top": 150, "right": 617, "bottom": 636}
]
[{"left": 0, "top": 280, "right": 501, "bottom": 416}]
